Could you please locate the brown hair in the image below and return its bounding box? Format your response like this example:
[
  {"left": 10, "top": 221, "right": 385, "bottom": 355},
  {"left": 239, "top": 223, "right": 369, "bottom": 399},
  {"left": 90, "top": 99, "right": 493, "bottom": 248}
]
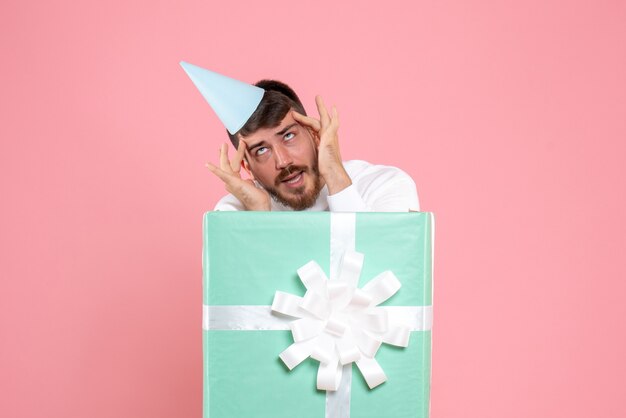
[{"left": 227, "top": 80, "right": 306, "bottom": 147}]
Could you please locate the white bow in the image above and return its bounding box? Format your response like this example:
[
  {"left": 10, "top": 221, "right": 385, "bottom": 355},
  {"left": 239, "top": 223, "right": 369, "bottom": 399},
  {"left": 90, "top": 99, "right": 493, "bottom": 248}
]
[{"left": 271, "top": 250, "right": 411, "bottom": 391}]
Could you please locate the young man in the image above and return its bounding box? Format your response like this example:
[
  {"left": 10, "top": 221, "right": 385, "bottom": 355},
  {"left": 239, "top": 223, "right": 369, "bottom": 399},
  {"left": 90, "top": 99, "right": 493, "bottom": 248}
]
[{"left": 205, "top": 80, "right": 419, "bottom": 212}]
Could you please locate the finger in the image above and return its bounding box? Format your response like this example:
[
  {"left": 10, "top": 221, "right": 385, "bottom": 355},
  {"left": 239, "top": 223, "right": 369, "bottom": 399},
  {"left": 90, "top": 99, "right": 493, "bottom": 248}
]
[
  {"left": 330, "top": 106, "right": 340, "bottom": 131},
  {"left": 292, "top": 110, "right": 321, "bottom": 131},
  {"left": 205, "top": 162, "right": 231, "bottom": 183},
  {"left": 207, "top": 163, "right": 245, "bottom": 192},
  {"left": 231, "top": 140, "right": 246, "bottom": 172},
  {"left": 315, "top": 95, "right": 330, "bottom": 128},
  {"left": 219, "top": 143, "right": 232, "bottom": 172},
  {"left": 239, "top": 138, "right": 253, "bottom": 173}
]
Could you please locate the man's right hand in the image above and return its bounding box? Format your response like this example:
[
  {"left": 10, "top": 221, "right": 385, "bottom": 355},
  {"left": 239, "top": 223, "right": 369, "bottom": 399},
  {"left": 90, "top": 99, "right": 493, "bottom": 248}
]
[{"left": 206, "top": 141, "right": 271, "bottom": 211}]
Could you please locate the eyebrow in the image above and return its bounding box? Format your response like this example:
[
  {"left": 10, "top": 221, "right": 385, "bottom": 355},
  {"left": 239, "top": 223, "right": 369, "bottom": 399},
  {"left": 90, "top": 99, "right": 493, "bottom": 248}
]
[
  {"left": 246, "top": 140, "right": 266, "bottom": 152},
  {"left": 275, "top": 123, "right": 298, "bottom": 136},
  {"left": 246, "top": 123, "right": 299, "bottom": 151}
]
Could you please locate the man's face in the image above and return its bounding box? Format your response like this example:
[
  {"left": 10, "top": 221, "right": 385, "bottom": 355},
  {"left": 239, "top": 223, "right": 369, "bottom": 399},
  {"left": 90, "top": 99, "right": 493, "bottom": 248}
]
[{"left": 241, "top": 111, "right": 323, "bottom": 210}]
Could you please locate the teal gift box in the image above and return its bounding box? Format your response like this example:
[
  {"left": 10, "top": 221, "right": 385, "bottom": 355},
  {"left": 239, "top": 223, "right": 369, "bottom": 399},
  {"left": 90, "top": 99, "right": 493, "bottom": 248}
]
[{"left": 202, "top": 212, "right": 433, "bottom": 418}]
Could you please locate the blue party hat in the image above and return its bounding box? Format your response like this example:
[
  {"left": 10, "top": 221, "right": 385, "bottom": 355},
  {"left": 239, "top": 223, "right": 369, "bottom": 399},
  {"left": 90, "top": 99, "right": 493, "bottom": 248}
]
[{"left": 180, "top": 61, "right": 265, "bottom": 134}]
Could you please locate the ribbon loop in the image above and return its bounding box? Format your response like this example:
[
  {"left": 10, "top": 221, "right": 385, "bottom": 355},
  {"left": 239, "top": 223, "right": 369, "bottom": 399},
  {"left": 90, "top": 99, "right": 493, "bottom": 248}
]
[
  {"left": 361, "top": 271, "right": 401, "bottom": 306},
  {"left": 279, "top": 338, "right": 318, "bottom": 370},
  {"left": 271, "top": 291, "right": 304, "bottom": 317},
  {"left": 382, "top": 325, "right": 411, "bottom": 347},
  {"left": 355, "top": 357, "right": 387, "bottom": 389},
  {"left": 336, "top": 336, "right": 361, "bottom": 365},
  {"left": 345, "top": 288, "right": 372, "bottom": 310},
  {"left": 337, "top": 251, "right": 364, "bottom": 287},
  {"left": 325, "top": 317, "right": 347, "bottom": 337},
  {"left": 290, "top": 317, "right": 324, "bottom": 342},
  {"left": 317, "top": 357, "right": 342, "bottom": 391},
  {"left": 355, "top": 331, "right": 382, "bottom": 358},
  {"left": 272, "top": 251, "right": 414, "bottom": 392},
  {"left": 311, "top": 333, "right": 335, "bottom": 364},
  {"left": 297, "top": 261, "right": 329, "bottom": 295},
  {"left": 301, "top": 290, "right": 331, "bottom": 319}
]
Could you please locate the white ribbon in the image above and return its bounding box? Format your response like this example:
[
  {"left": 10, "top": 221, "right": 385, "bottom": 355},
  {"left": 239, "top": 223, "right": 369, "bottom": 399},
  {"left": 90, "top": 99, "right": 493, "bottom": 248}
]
[
  {"left": 271, "top": 250, "right": 412, "bottom": 391},
  {"left": 203, "top": 305, "right": 432, "bottom": 333}
]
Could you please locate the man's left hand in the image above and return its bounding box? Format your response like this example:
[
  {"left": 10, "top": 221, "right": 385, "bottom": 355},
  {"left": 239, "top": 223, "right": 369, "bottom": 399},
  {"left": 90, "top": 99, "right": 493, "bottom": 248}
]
[{"left": 292, "top": 96, "right": 352, "bottom": 195}]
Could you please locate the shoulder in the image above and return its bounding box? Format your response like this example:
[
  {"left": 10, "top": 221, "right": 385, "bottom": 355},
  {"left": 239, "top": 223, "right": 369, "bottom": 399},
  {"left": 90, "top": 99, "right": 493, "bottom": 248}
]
[
  {"left": 344, "top": 160, "right": 416, "bottom": 188},
  {"left": 213, "top": 193, "right": 246, "bottom": 211},
  {"left": 343, "top": 160, "right": 419, "bottom": 211}
]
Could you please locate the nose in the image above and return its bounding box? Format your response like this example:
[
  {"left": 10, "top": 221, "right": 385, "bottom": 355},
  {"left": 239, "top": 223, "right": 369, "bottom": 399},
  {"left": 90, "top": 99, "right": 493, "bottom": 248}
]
[{"left": 273, "top": 143, "right": 293, "bottom": 170}]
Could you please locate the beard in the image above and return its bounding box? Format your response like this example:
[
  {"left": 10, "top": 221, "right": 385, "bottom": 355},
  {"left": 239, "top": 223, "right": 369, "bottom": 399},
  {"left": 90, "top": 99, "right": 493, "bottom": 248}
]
[{"left": 263, "top": 162, "right": 323, "bottom": 211}]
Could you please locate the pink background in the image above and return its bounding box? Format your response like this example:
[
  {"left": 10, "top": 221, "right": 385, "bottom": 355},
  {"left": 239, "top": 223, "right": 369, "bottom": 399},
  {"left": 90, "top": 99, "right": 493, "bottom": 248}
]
[{"left": 1, "top": 1, "right": 625, "bottom": 417}]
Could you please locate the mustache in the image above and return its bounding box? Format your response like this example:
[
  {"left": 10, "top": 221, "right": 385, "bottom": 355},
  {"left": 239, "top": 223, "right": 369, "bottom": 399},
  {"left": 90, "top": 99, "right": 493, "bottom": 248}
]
[{"left": 275, "top": 165, "right": 309, "bottom": 186}]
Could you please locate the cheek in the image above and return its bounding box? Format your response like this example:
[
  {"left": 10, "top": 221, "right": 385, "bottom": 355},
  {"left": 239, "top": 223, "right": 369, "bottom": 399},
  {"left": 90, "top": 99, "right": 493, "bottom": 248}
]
[
  {"left": 294, "top": 140, "right": 318, "bottom": 164},
  {"left": 249, "top": 164, "right": 273, "bottom": 185},
  {"left": 260, "top": 170, "right": 277, "bottom": 185}
]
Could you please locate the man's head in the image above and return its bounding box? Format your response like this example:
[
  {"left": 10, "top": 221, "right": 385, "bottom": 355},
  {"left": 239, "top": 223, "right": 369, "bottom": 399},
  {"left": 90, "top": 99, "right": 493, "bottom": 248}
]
[{"left": 229, "top": 80, "right": 323, "bottom": 210}]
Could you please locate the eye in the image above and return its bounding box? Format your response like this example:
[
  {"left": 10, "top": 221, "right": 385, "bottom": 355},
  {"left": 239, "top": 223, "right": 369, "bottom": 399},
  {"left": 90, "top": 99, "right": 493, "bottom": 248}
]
[
  {"left": 255, "top": 146, "right": 269, "bottom": 156},
  {"left": 284, "top": 132, "right": 295, "bottom": 141}
]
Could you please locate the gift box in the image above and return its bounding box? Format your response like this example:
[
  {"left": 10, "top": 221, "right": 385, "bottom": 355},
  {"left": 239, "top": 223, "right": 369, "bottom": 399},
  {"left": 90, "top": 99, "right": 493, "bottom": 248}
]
[{"left": 202, "top": 212, "right": 433, "bottom": 418}]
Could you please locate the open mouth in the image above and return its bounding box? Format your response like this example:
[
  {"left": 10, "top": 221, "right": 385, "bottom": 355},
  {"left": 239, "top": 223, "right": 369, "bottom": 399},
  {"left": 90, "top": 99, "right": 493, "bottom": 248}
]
[{"left": 281, "top": 171, "right": 304, "bottom": 187}]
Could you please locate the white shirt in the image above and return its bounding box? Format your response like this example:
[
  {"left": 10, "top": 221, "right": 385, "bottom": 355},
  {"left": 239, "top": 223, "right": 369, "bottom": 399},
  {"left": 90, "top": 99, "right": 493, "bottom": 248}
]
[{"left": 213, "top": 160, "right": 420, "bottom": 212}]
